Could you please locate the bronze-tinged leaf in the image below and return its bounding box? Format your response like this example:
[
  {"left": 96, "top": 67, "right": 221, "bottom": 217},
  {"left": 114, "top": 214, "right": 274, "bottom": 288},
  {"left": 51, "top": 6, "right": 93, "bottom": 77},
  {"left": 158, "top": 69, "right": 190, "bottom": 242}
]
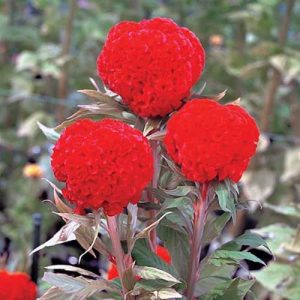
[
  {"left": 38, "top": 286, "right": 68, "bottom": 300},
  {"left": 42, "top": 272, "right": 119, "bottom": 298},
  {"left": 54, "top": 190, "right": 72, "bottom": 214},
  {"left": 134, "top": 212, "right": 172, "bottom": 242},
  {"left": 134, "top": 266, "right": 180, "bottom": 283},
  {"left": 45, "top": 265, "right": 99, "bottom": 278},
  {"left": 30, "top": 221, "right": 79, "bottom": 255},
  {"left": 77, "top": 89, "right": 123, "bottom": 109},
  {"left": 143, "top": 119, "right": 162, "bottom": 137}
]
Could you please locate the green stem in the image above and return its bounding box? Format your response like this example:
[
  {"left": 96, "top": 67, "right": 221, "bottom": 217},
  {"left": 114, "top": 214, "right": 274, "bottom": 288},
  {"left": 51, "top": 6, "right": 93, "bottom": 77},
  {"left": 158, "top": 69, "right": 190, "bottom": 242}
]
[{"left": 186, "top": 183, "right": 209, "bottom": 300}]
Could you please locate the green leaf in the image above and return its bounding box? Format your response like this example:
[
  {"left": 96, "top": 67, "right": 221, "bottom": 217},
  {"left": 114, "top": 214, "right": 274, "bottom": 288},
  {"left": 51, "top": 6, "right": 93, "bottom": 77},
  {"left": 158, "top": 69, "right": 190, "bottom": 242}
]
[
  {"left": 134, "top": 266, "right": 180, "bottom": 283},
  {"left": 37, "top": 121, "right": 60, "bottom": 143},
  {"left": 232, "top": 232, "right": 271, "bottom": 253},
  {"left": 210, "top": 250, "right": 265, "bottom": 266},
  {"left": 196, "top": 261, "right": 234, "bottom": 297},
  {"left": 132, "top": 239, "right": 177, "bottom": 277},
  {"left": 134, "top": 279, "right": 176, "bottom": 292},
  {"left": 203, "top": 213, "right": 231, "bottom": 245},
  {"left": 215, "top": 184, "right": 236, "bottom": 222},
  {"left": 161, "top": 186, "right": 198, "bottom": 197},
  {"left": 158, "top": 225, "right": 190, "bottom": 281},
  {"left": 201, "top": 278, "right": 255, "bottom": 300}
]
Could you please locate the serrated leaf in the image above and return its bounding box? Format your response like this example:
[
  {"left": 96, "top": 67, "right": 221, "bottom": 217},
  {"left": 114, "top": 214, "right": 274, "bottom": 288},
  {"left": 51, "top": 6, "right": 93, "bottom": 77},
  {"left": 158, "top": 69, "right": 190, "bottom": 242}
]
[
  {"left": 135, "top": 266, "right": 180, "bottom": 283},
  {"left": 37, "top": 121, "right": 60, "bottom": 143}
]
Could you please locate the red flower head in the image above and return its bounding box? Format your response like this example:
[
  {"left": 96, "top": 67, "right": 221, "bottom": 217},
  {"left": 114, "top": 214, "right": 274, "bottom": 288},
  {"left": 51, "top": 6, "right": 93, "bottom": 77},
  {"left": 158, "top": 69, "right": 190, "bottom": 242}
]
[
  {"left": 97, "top": 17, "right": 205, "bottom": 117},
  {"left": 51, "top": 119, "right": 153, "bottom": 216},
  {"left": 0, "top": 270, "right": 37, "bottom": 300},
  {"left": 164, "top": 99, "right": 259, "bottom": 183},
  {"left": 107, "top": 245, "right": 171, "bottom": 280}
]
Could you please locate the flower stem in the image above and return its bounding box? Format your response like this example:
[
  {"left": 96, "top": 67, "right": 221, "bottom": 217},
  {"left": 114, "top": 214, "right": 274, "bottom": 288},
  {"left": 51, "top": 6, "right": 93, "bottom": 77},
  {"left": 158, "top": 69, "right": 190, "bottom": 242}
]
[
  {"left": 149, "top": 140, "right": 160, "bottom": 252},
  {"left": 106, "top": 215, "right": 128, "bottom": 299},
  {"left": 186, "top": 183, "right": 209, "bottom": 300}
]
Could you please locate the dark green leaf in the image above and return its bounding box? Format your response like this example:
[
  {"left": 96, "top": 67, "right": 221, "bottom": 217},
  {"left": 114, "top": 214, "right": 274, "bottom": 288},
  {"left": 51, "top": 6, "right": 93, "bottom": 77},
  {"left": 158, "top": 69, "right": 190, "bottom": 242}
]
[
  {"left": 132, "top": 239, "right": 178, "bottom": 277},
  {"left": 158, "top": 225, "right": 190, "bottom": 281},
  {"left": 203, "top": 213, "right": 231, "bottom": 245},
  {"left": 215, "top": 184, "right": 236, "bottom": 222},
  {"left": 210, "top": 250, "right": 265, "bottom": 266}
]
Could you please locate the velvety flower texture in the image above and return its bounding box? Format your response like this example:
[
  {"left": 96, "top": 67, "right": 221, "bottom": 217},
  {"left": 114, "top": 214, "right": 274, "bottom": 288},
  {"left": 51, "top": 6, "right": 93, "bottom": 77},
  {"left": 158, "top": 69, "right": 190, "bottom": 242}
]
[
  {"left": 97, "top": 17, "right": 205, "bottom": 117},
  {"left": 165, "top": 99, "right": 259, "bottom": 183},
  {"left": 107, "top": 245, "right": 171, "bottom": 280},
  {"left": 51, "top": 119, "right": 153, "bottom": 216},
  {"left": 0, "top": 270, "right": 37, "bottom": 300}
]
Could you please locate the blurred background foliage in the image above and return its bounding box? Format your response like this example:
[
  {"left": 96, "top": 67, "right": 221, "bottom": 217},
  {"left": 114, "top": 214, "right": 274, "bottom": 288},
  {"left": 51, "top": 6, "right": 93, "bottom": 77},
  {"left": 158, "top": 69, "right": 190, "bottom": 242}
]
[{"left": 0, "top": 0, "right": 300, "bottom": 299}]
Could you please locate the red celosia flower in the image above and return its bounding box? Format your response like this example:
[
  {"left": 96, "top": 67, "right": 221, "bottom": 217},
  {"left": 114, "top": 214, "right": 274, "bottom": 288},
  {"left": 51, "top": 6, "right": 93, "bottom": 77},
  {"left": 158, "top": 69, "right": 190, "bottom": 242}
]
[
  {"left": 0, "top": 270, "right": 37, "bottom": 300},
  {"left": 97, "top": 17, "right": 205, "bottom": 117},
  {"left": 107, "top": 245, "right": 171, "bottom": 280},
  {"left": 51, "top": 119, "right": 153, "bottom": 216},
  {"left": 164, "top": 99, "right": 259, "bottom": 183}
]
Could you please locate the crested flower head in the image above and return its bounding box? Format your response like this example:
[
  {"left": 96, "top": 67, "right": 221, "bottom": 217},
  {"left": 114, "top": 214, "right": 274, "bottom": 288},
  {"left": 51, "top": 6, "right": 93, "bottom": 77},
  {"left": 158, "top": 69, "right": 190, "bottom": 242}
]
[
  {"left": 164, "top": 99, "right": 259, "bottom": 183},
  {"left": 0, "top": 270, "right": 37, "bottom": 300},
  {"left": 51, "top": 119, "right": 153, "bottom": 216},
  {"left": 97, "top": 17, "right": 205, "bottom": 117}
]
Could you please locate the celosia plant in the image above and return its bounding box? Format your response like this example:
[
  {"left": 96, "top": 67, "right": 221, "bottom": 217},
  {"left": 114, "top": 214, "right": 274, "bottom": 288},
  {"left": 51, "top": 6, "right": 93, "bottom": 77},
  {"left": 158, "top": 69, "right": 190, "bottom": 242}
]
[
  {"left": 0, "top": 270, "right": 37, "bottom": 300},
  {"left": 35, "top": 17, "right": 269, "bottom": 300}
]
